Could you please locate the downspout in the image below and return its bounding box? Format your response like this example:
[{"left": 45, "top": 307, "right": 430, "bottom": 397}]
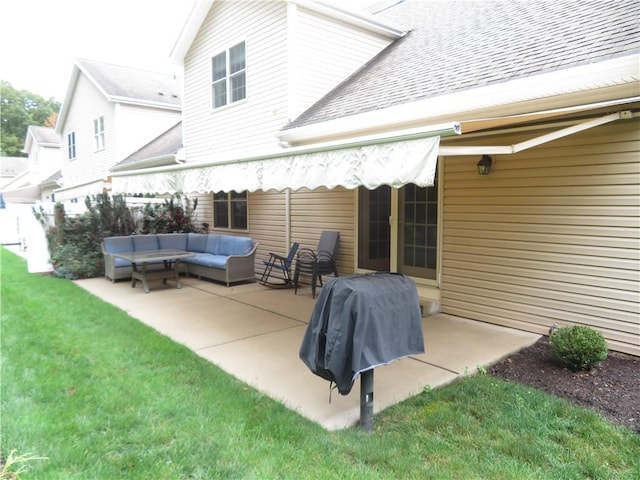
[
  {"left": 285, "top": 1, "right": 296, "bottom": 250},
  {"left": 285, "top": 189, "right": 291, "bottom": 249}
]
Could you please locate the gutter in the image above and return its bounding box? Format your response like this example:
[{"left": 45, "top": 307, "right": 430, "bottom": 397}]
[
  {"left": 294, "top": 0, "right": 407, "bottom": 39},
  {"left": 112, "top": 121, "right": 461, "bottom": 179},
  {"left": 111, "top": 154, "right": 185, "bottom": 172}
]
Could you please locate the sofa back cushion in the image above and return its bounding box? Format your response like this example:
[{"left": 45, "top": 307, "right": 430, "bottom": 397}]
[
  {"left": 218, "top": 235, "right": 254, "bottom": 256},
  {"left": 205, "top": 235, "right": 221, "bottom": 255},
  {"left": 187, "top": 233, "right": 209, "bottom": 253},
  {"left": 132, "top": 235, "right": 159, "bottom": 252},
  {"left": 103, "top": 236, "right": 133, "bottom": 254},
  {"left": 158, "top": 233, "right": 188, "bottom": 251}
]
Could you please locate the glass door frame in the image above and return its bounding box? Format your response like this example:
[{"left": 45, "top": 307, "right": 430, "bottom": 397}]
[{"left": 355, "top": 158, "right": 443, "bottom": 287}]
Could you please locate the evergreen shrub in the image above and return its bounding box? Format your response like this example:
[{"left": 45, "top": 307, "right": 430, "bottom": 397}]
[{"left": 549, "top": 325, "right": 608, "bottom": 371}]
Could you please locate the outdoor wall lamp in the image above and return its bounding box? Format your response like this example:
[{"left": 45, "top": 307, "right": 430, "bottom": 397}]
[{"left": 477, "top": 155, "right": 493, "bottom": 175}]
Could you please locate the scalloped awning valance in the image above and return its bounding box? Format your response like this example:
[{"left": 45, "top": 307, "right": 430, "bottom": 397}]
[{"left": 111, "top": 136, "right": 440, "bottom": 194}]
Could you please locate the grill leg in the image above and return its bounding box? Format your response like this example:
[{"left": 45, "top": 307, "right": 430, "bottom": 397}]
[{"left": 360, "top": 369, "right": 374, "bottom": 432}]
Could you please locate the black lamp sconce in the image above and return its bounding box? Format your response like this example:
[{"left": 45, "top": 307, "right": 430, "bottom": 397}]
[{"left": 477, "top": 155, "right": 493, "bottom": 175}]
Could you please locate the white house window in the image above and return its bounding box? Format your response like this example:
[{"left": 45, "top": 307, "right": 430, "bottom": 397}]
[
  {"left": 67, "top": 131, "right": 76, "bottom": 160},
  {"left": 213, "top": 191, "right": 248, "bottom": 230},
  {"left": 93, "top": 116, "right": 105, "bottom": 151},
  {"left": 211, "top": 41, "right": 246, "bottom": 109}
]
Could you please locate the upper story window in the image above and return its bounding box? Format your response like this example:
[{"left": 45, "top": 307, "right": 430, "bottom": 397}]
[
  {"left": 211, "top": 41, "right": 246, "bottom": 109},
  {"left": 93, "top": 116, "right": 105, "bottom": 151},
  {"left": 213, "top": 191, "right": 248, "bottom": 230},
  {"left": 67, "top": 131, "right": 76, "bottom": 160}
]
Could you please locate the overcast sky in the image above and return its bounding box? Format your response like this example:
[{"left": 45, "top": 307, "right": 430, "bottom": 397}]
[
  {"left": 1, "top": 0, "right": 197, "bottom": 101},
  {"left": 1, "top": 0, "right": 377, "bottom": 103}
]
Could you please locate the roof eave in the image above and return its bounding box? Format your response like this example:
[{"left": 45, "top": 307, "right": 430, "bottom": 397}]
[
  {"left": 55, "top": 65, "right": 82, "bottom": 134},
  {"left": 170, "top": 0, "right": 216, "bottom": 63},
  {"left": 112, "top": 154, "right": 182, "bottom": 172},
  {"left": 278, "top": 53, "right": 640, "bottom": 145},
  {"left": 109, "top": 97, "right": 182, "bottom": 111},
  {"left": 294, "top": 0, "right": 407, "bottom": 39}
]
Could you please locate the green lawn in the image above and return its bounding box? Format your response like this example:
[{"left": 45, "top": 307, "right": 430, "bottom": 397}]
[{"left": 1, "top": 247, "right": 638, "bottom": 479}]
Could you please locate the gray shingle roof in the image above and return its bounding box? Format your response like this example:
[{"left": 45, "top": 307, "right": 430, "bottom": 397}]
[
  {"left": 286, "top": 0, "right": 640, "bottom": 129},
  {"left": 115, "top": 121, "right": 182, "bottom": 168},
  {"left": 29, "top": 126, "right": 60, "bottom": 146},
  {"left": 77, "top": 58, "right": 182, "bottom": 107}
]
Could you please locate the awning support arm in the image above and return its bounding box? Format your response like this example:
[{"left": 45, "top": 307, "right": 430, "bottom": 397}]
[{"left": 439, "top": 111, "right": 630, "bottom": 156}]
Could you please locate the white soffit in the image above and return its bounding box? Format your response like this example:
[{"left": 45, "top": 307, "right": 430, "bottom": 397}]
[{"left": 111, "top": 136, "right": 441, "bottom": 194}]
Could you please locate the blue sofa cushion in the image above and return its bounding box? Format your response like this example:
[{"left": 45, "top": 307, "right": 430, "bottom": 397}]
[
  {"left": 218, "top": 236, "right": 253, "bottom": 256},
  {"left": 183, "top": 253, "right": 227, "bottom": 269},
  {"left": 158, "top": 233, "right": 188, "bottom": 250},
  {"left": 114, "top": 257, "right": 132, "bottom": 268},
  {"left": 205, "top": 234, "right": 221, "bottom": 255},
  {"left": 187, "top": 233, "right": 209, "bottom": 253},
  {"left": 103, "top": 236, "right": 133, "bottom": 254},
  {"left": 133, "top": 235, "right": 159, "bottom": 252}
]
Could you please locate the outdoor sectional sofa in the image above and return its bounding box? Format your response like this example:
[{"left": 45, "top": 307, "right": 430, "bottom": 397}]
[{"left": 102, "top": 233, "right": 258, "bottom": 286}]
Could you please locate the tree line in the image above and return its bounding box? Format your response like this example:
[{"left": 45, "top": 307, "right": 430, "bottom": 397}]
[{"left": 0, "top": 80, "right": 60, "bottom": 157}]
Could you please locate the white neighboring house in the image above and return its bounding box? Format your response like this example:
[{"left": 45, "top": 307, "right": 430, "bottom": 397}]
[
  {"left": 0, "top": 156, "right": 33, "bottom": 203},
  {"left": 1, "top": 126, "right": 61, "bottom": 205},
  {"left": 54, "top": 58, "right": 182, "bottom": 207},
  {"left": 23, "top": 126, "right": 62, "bottom": 203}
]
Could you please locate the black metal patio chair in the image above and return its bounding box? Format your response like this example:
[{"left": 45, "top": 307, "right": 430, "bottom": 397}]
[
  {"left": 259, "top": 242, "right": 299, "bottom": 287},
  {"left": 294, "top": 230, "right": 340, "bottom": 298}
]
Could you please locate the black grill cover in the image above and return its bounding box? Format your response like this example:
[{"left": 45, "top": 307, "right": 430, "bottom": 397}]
[{"left": 299, "top": 272, "right": 425, "bottom": 395}]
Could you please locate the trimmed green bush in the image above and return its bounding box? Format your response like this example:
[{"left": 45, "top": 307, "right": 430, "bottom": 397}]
[{"left": 549, "top": 325, "right": 608, "bottom": 371}]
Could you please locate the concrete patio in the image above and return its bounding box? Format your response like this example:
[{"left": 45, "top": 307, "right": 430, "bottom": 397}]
[{"left": 75, "top": 275, "right": 540, "bottom": 430}]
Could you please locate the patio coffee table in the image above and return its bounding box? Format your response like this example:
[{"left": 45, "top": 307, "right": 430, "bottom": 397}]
[{"left": 112, "top": 249, "right": 196, "bottom": 293}]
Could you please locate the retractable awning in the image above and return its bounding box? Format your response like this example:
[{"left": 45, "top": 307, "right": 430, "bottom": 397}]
[{"left": 111, "top": 134, "right": 443, "bottom": 194}]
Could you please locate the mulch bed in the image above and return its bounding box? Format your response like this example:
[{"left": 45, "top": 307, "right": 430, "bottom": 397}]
[{"left": 488, "top": 337, "right": 640, "bottom": 434}]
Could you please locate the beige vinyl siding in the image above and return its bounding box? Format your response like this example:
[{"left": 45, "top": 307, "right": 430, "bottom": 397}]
[
  {"left": 248, "top": 190, "right": 288, "bottom": 267},
  {"left": 241, "top": 188, "right": 355, "bottom": 281},
  {"left": 294, "top": 8, "right": 392, "bottom": 117},
  {"left": 290, "top": 187, "right": 355, "bottom": 277},
  {"left": 183, "top": 1, "right": 290, "bottom": 162},
  {"left": 441, "top": 117, "right": 640, "bottom": 355}
]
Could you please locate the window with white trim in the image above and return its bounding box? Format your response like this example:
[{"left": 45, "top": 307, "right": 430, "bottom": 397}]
[
  {"left": 211, "top": 41, "right": 246, "bottom": 109},
  {"left": 93, "top": 116, "right": 105, "bottom": 151},
  {"left": 67, "top": 131, "right": 76, "bottom": 160},
  {"left": 213, "top": 191, "right": 248, "bottom": 230}
]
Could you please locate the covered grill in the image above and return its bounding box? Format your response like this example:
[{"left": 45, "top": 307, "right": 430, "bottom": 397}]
[{"left": 299, "top": 272, "right": 424, "bottom": 430}]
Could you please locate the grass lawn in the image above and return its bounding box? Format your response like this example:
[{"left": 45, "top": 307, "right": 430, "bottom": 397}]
[{"left": 1, "top": 247, "right": 638, "bottom": 479}]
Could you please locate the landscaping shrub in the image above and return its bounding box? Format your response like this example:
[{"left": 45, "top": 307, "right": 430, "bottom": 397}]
[
  {"left": 34, "top": 193, "right": 198, "bottom": 279},
  {"left": 139, "top": 194, "right": 198, "bottom": 234},
  {"left": 549, "top": 325, "right": 608, "bottom": 371}
]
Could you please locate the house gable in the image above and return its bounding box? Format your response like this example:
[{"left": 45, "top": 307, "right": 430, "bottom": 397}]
[
  {"left": 178, "top": 0, "right": 403, "bottom": 164},
  {"left": 54, "top": 59, "right": 183, "bottom": 200}
]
